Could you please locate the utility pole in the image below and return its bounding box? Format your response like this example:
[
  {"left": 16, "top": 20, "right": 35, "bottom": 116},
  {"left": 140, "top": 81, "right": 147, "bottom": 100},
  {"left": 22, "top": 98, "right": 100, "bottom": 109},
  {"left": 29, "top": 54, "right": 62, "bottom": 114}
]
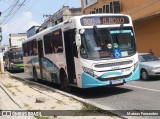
[
  {"left": 0, "top": 0, "right": 4, "bottom": 73},
  {"left": 0, "top": 24, "right": 4, "bottom": 73}
]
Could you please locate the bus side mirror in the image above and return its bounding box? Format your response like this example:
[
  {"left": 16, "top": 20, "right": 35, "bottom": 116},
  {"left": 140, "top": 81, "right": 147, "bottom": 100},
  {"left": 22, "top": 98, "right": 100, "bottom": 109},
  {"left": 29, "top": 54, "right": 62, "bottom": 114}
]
[
  {"left": 3, "top": 56, "right": 5, "bottom": 60},
  {"left": 75, "top": 34, "right": 81, "bottom": 46}
]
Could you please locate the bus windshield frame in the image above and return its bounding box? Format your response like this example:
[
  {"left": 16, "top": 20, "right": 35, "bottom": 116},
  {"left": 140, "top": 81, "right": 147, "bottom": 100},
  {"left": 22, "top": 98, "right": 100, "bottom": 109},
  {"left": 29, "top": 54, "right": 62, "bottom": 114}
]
[
  {"left": 80, "top": 26, "right": 136, "bottom": 60},
  {"left": 10, "top": 51, "right": 23, "bottom": 62}
]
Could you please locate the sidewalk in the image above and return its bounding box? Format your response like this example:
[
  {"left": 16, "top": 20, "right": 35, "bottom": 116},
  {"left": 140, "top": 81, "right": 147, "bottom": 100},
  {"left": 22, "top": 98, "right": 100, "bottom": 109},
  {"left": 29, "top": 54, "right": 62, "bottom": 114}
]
[
  {"left": 0, "top": 73, "right": 121, "bottom": 119},
  {"left": 0, "top": 73, "right": 34, "bottom": 119}
]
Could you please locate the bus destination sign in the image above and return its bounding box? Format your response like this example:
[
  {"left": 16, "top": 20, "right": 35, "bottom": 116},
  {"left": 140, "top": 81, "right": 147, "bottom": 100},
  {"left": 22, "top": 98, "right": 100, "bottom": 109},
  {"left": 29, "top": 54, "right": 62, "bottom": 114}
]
[{"left": 81, "top": 16, "right": 130, "bottom": 26}]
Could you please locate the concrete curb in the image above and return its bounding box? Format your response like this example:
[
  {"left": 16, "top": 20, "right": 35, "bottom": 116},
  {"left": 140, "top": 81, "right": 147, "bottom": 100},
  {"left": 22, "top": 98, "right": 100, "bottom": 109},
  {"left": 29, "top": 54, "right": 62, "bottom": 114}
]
[{"left": 7, "top": 72, "right": 128, "bottom": 118}]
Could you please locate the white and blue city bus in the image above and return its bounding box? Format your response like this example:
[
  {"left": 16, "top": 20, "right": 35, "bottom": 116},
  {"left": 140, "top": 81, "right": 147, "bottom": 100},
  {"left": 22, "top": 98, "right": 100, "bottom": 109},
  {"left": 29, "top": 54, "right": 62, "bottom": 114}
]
[{"left": 22, "top": 14, "right": 140, "bottom": 91}]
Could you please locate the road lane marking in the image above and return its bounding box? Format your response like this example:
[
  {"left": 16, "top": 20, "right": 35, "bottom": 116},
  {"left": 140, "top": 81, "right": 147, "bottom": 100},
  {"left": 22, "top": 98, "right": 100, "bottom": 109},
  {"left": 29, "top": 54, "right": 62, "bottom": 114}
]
[{"left": 124, "top": 84, "right": 160, "bottom": 92}]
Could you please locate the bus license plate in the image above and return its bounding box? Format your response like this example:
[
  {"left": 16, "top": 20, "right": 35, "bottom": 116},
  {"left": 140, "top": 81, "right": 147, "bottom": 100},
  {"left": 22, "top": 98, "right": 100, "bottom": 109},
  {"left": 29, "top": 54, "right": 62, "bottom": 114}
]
[{"left": 111, "top": 79, "right": 123, "bottom": 84}]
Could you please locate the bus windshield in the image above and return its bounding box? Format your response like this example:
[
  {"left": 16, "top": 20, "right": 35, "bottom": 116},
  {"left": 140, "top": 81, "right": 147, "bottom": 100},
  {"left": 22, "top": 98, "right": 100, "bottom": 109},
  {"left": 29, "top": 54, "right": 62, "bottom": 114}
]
[
  {"left": 80, "top": 27, "right": 136, "bottom": 60},
  {"left": 11, "top": 51, "right": 23, "bottom": 62}
]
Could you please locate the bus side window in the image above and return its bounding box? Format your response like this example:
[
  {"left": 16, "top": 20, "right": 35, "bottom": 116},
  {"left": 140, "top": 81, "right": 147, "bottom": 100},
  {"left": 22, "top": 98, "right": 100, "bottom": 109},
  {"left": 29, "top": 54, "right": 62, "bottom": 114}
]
[
  {"left": 52, "top": 30, "right": 63, "bottom": 53},
  {"left": 23, "top": 43, "right": 29, "bottom": 57},
  {"left": 52, "top": 44, "right": 58, "bottom": 53},
  {"left": 44, "top": 33, "right": 53, "bottom": 54},
  {"left": 27, "top": 41, "right": 33, "bottom": 56},
  {"left": 30, "top": 50, "right": 32, "bottom": 55},
  {"left": 33, "top": 47, "right": 37, "bottom": 55},
  {"left": 32, "top": 39, "right": 37, "bottom": 55}
]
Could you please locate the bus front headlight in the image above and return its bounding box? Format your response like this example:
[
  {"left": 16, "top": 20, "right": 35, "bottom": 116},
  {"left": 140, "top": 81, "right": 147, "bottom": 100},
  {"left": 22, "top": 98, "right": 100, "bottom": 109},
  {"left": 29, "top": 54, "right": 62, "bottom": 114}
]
[
  {"left": 82, "top": 67, "right": 94, "bottom": 76},
  {"left": 11, "top": 63, "right": 16, "bottom": 68},
  {"left": 134, "top": 61, "right": 139, "bottom": 71}
]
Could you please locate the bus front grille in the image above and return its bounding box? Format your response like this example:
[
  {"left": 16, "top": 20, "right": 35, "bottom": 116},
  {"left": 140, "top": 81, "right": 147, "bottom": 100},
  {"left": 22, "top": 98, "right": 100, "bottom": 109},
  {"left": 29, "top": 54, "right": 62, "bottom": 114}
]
[{"left": 94, "top": 60, "right": 133, "bottom": 68}]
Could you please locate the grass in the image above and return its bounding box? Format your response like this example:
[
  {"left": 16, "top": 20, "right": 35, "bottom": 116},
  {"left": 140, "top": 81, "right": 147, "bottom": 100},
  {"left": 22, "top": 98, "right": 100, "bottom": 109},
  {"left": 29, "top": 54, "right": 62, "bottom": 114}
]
[
  {"left": 69, "top": 97, "right": 75, "bottom": 101},
  {"left": 3, "top": 83, "right": 18, "bottom": 88},
  {"left": 2, "top": 83, "right": 17, "bottom": 96},
  {"left": 80, "top": 102, "right": 119, "bottom": 117},
  {"left": 3, "top": 83, "right": 14, "bottom": 88},
  {"left": 56, "top": 100, "right": 64, "bottom": 105},
  {"left": 8, "top": 89, "right": 16, "bottom": 96},
  {"left": 35, "top": 116, "right": 50, "bottom": 119},
  {"left": 81, "top": 103, "right": 99, "bottom": 111},
  {"left": 9, "top": 75, "right": 20, "bottom": 80}
]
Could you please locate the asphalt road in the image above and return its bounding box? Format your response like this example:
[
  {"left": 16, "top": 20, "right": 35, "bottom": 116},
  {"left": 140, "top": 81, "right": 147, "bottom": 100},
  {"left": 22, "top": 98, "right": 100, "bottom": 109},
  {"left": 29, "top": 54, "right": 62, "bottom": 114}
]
[{"left": 13, "top": 72, "right": 160, "bottom": 117}]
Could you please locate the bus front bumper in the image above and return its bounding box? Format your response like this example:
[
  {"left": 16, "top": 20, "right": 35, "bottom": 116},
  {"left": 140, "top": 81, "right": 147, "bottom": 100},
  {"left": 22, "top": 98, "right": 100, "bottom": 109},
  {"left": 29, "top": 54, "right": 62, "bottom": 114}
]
[{"left": 81, "top": 66, "right": 140, "bottom": 88}]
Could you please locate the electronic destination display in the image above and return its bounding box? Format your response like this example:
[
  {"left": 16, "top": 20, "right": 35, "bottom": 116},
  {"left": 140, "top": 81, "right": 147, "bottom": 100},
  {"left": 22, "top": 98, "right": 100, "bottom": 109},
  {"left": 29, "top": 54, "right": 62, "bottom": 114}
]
[{"left": 81, "top": 16, "right": 130, "bottom": 26}]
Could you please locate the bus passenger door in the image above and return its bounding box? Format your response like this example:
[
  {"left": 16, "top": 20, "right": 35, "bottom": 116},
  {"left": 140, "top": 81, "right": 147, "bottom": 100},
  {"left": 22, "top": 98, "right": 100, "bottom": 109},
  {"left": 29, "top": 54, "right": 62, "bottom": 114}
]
[
  {"left": 38, "top": 40, "right": 44, "bottom": 79},
  {"left": 64, "top": 29, "right": 78, "bottom": 84}
]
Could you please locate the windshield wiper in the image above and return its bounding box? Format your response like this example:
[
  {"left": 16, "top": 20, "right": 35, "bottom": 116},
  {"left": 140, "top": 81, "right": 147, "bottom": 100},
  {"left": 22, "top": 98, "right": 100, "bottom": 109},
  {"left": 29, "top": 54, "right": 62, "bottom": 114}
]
[
  {"left": 93, "top": 25, "right": 100, "bottom": 42},
  {"left": 119, "top": 24, "right": 125, "bottom": 40}
]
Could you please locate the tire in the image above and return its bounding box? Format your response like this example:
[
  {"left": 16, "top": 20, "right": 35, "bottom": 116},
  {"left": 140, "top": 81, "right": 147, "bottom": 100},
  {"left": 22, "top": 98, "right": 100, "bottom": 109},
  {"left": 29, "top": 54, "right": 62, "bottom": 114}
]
[
  {"left": 141, "top": 69, "right": 149, "bottom": 80},
  {"left": 33, "top": 68, "right": 38, "bottom": 82},
  {"left": 60, "top": 73, "right": 71, "bottom": 92},
  {"left": 64, "top": 76, "right": 71, "bottom": 92},
  {"left": 60, "top": 76, "right": 65, "bottom": 91}
]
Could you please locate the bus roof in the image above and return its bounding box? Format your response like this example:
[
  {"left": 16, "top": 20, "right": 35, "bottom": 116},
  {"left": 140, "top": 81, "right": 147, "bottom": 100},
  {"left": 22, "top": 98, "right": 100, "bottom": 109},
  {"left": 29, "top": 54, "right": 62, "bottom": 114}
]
[
  {"left": 23, "top": 13, "right": 132, "bottom": 44},
  {"left": 4, "top": 46, "right": 22, "bottom": 53},
  {"left": 73, "top": 13, "right": 131, "bottom": 18}
]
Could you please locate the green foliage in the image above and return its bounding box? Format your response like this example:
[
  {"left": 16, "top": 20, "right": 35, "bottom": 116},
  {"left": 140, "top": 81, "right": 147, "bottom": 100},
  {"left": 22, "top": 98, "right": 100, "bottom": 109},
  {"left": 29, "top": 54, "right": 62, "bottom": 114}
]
[
  {"left": 3, "top": 83, "right": 13, "bottom": 88},
  {"left": 35, "top": 116, "right": 50, "bottom": 119}
]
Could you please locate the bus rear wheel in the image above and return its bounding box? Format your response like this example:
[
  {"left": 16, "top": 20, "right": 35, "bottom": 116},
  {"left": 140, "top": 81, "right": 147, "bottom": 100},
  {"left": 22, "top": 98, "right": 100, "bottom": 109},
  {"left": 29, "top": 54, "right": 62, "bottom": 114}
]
[
  {"left": 33, "top": 68, "right": 38, "bottom": 82},
  {"left": 60, "top": 74, "right": 71, "bottom": 92}
]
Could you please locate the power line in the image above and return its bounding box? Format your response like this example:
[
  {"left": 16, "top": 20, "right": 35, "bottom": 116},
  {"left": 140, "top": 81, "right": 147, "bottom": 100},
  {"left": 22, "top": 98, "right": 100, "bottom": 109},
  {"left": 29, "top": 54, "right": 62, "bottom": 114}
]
[
  {"left": 0, "top": 0, "right": 20, "bottom": 25},
  {"left": 1, "top": 4, "right": 13, "bottom": 15},
  {"left": 0, "top": 0, "right": 42, "bottom": 31},
  {"left": 23, "top": 0, "right": 44, "bottom": 16},
  {"left": 0, "top": 0, "right": 32, "bottom": 26},
  {"left": 4, "top": 0, "right": 44, "bottom": 27},
  {"left": 2, "top": 0, "right": 27, "bottom": 26},
  {"left": 9, "top": 0, "right": 42, "bottom": 23}
]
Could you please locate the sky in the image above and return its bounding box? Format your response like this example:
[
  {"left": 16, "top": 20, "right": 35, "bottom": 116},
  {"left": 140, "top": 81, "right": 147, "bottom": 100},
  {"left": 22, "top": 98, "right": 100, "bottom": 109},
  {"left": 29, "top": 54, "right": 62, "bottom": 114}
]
[{"left": 0, "top": 0, "right": 81, "bottom": 45}]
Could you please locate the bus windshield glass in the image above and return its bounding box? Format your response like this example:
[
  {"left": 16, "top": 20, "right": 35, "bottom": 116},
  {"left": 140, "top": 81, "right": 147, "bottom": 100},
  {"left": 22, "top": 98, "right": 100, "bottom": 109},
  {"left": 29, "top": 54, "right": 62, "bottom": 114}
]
[
  {"left": 80, "top": 27, "right": 136, "bottom": 60},
  {"left": 11, "top": 51, "right": 23, "bottom": 62}
]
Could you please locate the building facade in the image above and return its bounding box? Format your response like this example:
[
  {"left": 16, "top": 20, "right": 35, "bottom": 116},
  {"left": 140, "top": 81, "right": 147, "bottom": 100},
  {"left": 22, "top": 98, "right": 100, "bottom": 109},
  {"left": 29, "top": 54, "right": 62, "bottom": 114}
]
[
  {"left": 41, "top": 6, "right": 81, "bottom": 30},
  {"left": 26, "top": 26, "right": 40, "bottom": 38},
  {"left": 9, "top": 33, "right": 27, "bottom": 47},
  {"left": 81, "top": 0, "right": 160, "bottom": 57}
]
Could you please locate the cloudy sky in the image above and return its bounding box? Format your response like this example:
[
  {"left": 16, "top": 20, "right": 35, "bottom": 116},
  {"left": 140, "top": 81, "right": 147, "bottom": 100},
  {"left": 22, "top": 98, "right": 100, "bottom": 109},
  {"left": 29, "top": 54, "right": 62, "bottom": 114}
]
[{"left": 0, "top": 0, "right": 81, "bottom": 45}]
